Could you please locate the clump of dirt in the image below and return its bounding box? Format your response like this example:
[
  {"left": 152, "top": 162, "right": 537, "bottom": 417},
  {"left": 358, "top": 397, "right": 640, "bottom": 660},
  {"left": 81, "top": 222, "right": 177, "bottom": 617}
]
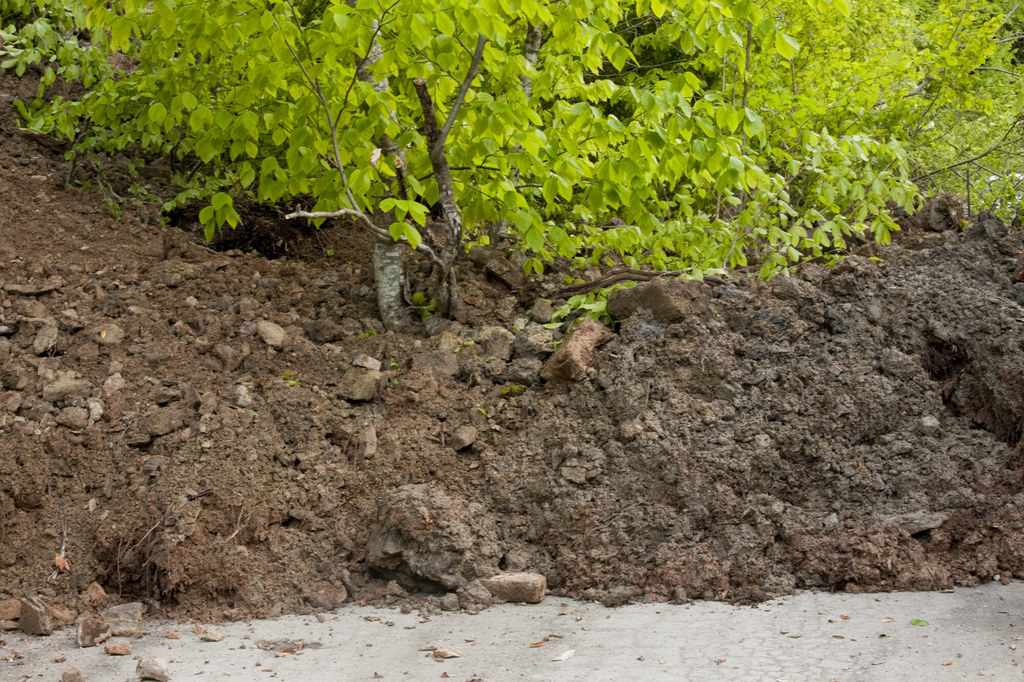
[{"left": 3, "top": 71, "right": 1024, "bottom": 623}]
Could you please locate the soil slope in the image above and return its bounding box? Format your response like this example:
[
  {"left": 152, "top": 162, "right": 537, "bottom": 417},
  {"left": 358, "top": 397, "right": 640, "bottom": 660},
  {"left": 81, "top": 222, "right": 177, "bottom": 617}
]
[{"left": 2, "top": 72, "right": 1024, "bottom": 622}]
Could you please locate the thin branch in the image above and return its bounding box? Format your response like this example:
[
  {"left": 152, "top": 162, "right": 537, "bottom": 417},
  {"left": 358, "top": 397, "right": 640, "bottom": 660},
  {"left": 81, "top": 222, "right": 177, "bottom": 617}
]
[
  {"left": 433, "top": 34, "right": 487, "bottom": 159},
  {"left": 975, "top": 66, "right": 1020, "bottom": 79},
  {"left": 912, "top": 135, "right": 1021, "bottom": 182},
  {"left": 286, "top": 207, "right": 386, "bottom": 238}
]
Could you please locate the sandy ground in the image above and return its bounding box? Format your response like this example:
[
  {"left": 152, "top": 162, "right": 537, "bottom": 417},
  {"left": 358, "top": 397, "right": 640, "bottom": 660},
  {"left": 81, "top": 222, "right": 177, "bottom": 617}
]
[{"left": 3, "top": 581, "right": 1021, "bottom": 681}]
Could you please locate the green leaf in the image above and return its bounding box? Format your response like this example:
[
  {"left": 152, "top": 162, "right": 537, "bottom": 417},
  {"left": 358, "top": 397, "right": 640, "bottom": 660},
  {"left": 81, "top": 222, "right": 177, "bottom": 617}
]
[
  {"left": 149, "top": 102, "right": 167, "bottom": 124},
  {"left": 774, "top": 32, "right": 799, "bottom": 60},
  {"left": 910, "top": 619, "right": 930, "bottom": 627}
]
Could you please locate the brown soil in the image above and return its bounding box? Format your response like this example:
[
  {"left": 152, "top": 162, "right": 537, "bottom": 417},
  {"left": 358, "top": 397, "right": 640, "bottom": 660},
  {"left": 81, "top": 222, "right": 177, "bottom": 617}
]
[{"left": 3, "top": 70, "right": 1024, "bottom": 623}]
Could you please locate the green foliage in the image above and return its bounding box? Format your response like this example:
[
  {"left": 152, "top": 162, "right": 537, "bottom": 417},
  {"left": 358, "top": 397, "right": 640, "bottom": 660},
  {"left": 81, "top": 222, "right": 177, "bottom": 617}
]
[
  {"left": 5, "top": 0, "right": 1020, "bottom": 291},
  {"left": 549, "top": 280, "right": 638, "bottom": 328}
]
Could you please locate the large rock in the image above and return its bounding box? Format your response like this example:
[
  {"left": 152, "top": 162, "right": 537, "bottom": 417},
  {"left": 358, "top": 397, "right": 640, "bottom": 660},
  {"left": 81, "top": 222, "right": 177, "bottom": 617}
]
[
  {"left": 77, "top": 617, "right": 111, "bottom": 647},
  {"left": 137, "top": 654, "right": 171, "bottom": 681},
  {"left": 540, "top": 318, "right": 611, "bottom": 383},
  {"left": 43, "top": 371, "right": 92, "bottom": 403},
  {"left": 338, "top": 368, "right": 382, "bottom": 401},
  {"left": 479, "top": 572, "right": 547, "bottom": 603},
  {"left": 19, "top": 596, "right": 53, "bottom": 635},
  {"left": 606, "top": 278, "right": 711, "bottom": 323},
  {"left": 102, "top": 601, "right": 144, "bottom": 636},
  {"left": 366, "top": 482, "right": 502, "bottom": 590}
]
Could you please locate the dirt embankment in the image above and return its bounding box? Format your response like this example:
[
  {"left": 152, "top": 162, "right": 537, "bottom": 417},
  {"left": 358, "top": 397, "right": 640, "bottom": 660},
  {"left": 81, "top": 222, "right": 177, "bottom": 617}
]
[{"left": 2, "top": 69, "right": 1024, "bottom": 623}]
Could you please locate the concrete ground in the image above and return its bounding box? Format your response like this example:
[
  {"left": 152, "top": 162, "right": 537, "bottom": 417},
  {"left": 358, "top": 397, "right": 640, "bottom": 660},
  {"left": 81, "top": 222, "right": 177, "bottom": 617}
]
[{"left": 2, "top": 581, "right": 1021, "bottom": 681}]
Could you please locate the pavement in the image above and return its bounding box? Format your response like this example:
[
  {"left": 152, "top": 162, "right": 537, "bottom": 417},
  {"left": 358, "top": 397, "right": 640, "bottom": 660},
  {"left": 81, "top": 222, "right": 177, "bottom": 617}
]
[{"left": 2, "top": 581, "right": 1022, "bottom": 681}]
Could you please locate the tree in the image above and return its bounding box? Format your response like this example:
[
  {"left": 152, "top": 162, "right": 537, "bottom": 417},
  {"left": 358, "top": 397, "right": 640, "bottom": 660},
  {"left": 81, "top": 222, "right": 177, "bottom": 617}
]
[{"left": 5, "top": 0, "right": 1016, "bottom": 325}]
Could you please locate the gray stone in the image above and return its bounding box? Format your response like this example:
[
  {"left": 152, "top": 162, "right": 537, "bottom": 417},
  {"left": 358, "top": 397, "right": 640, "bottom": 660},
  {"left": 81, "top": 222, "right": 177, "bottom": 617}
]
[
  {"left": 93, "top": 323, "right": 125, "bottom": 346},
  {"left": 450, "top": 425, "right": 477, "bottom": 451},
  {"left": 102, "top": 601, "right": 144, "bottom": 636},
  {"left": 43, "top": 371, "right": 92, "bottom": 402},
  {"left": 256, "top": 320, "right": 287, "bottom": 348},
  {"left": 62, "top": 669, "right": 85, "bottom": 682},
  {"left": 918, "top": 415, "right": 942, "bottom": 437},
  {"left": 56, "top": 406, "right": 90, "bottom": 430},
  {"left": 33, "top": 323, "right": 58, "bottom": 355},
  {"left": 529, "top": 299, "right": 555, "bottom": 324},
  {"left": 352, "top": 353, "right": 382, "bottom": 371},
  {"left": 476, "top": 326, "right": 514, "bottom": 362},
  {"left": 479, "top": 572, "right": 547, "bottom": 603},
  {"left": 512, "top": 324, "right": 555, "bottom": 358},
  {"left": 198, "top": 625, "right": 224, "bottom": 642},
  {"left": 137, "top": 654, "right": 171, "bottom": 681},
  {"left": 77, "top": 617, "right": 111, "bottom": 647},
  {"left": 338, "top": 368, "right": 381, "bottom": 402},
  {"left": 140, "top": 408, "right": 184, "bottom": 437},
  {"left": 19, "top": 595, "right": 53, "bottom": 635}
]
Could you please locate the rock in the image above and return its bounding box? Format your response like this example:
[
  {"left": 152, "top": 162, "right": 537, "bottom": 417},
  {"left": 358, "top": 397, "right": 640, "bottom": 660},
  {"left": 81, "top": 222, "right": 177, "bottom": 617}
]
[
  {"left": 540, "top": 318, "right": 611, "bottom": 383},
  {"left": 104, "top": 642, "right": 132, "bottom": 655},
  {"left": 475, "top": 326, "right": 514, "bottom": 362},
  {"left": 4, "top": 278, "right": 62, "bottom": 295},
  {"left": 305, "top": 584, "right": 348, "bottom": 610},
  {"left": 466, "top": 245, "right": 526, "bottom": 289},
  {"left": 0, "top": 598, "right": 19, "bottom": 620},
  {"left": 166, "top": 629, "right": 182, "bottom": 639},
  {"left": 479, "top": 572, "right": 547, "bottom": 603},
  {"left": 19, "top": 596, "right": 53, "bottom": 635},
  {"left": 256, "top": 320, "right": 287, "bottom": 348},
  {"left": 57, "top": 406, "right": 90, "bottom": 430},
  {"left": 233, "top": 384, "right": 252, "bottom": 407},
  {"left": 137, "top": 654, "right": 171, "bottom": 681},
  {"left": 140, "top": 408, "right": 184, "bottom": 437},
  {"left": 198, "top": 626, "right": 224, "bottom": 642},
  {"left": 606, "top": 277, "right": 711, "bottom": 323},
  {"left": 457, "top": 580, "right": 495, "bottom": 612},
  {"left": 43, "top": 371, "right": 92, "bottom": 403},
  {"left": 33, "top": 323, "right": 59, "bottom": 355},
  {"left": 77, "top": 617, "right": 111, "bottom": 647},
  {"left": 102, "top": 601, "right": 144, "bottom": 636},
  {"left": 147, "top": 261, "right": 203, "bottom": 287},
  {"left": 338, "top": 368, "right": 381, "bottom": 402},
  {"left": 87, "top": 398, "right": 104, "bottom": 422},
  {"left": 529, "top": 299, "right": 555, "bottom": 324},
  {"left": 512, "top": 324, "right": 555, "bottom": 358},
  {"left": 103, "top": 372, "right": 126, "bottom": 395},
  {"left": 506, "top": 357, "right": 543, "bottom": 385},
  {"left": 366, "top": 482, "right": 502, "bottom": 591},
  {"left": 49, "top": 603, "right": 78, "bottom": 625},
  {"left": 85, "top": 581, "right": 109, "bottom": 606},
  {"left": 450, "top": 425, "right": 477, "bottom": 451},
  {"left": 61, "top": 668, "right": 85, "bottom": 682},
  {"left": 92, "top": 323, "right": 125, "bottom": 346},
  {"left": 439, "top": 593, "right": 460, "bottom": 611},
  {"left": 0, "top": 619, "right": 17, "bottom": 631},
  {"left": 918, "top": 415, "right": 942, "bottom": 437},
  {"left": 352, "top": 353, "right": 382, "bottom": 371}
]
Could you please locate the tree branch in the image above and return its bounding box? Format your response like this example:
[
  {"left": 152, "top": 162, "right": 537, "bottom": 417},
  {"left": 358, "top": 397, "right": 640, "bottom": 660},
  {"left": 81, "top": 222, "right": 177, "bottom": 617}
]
[{"left": 433, "top": 34, "right": 487, "bottom": 160}]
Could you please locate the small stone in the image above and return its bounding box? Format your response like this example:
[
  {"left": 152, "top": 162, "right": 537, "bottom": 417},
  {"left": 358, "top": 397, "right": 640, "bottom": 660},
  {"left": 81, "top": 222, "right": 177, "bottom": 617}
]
[
  {"left": 512, "top": 324, "right": 555, "bottom": 359},
  {"left": 198, "top": 626, "right": 224, "bottom": 642},
  {"left": 479, "top": 572, "right": 547, "bottom": 603},
  {"left": 61, "top": 668, "right": 85, "bottom": 682},
  {"left": 56, "top": 406, "right": 90, "bottom": 430},
  {"left": 93, "top": 323, "right": 125, "bottom": 346},
  {"left": 166, "top": 629, "right": 182, "bottom": 639},
  {"left": 352, "top": 353, "right": 382, "bottom": 371},
  {"left": 43, "top": 371, "right": 93, "bottom": 403},
  {"left": 0, "top": 598, "right": 19, "bottom": 620},
  {"left": 102, "top": 601, "right": 144, "bottom": 636},
  {"left": 137, "top": 654, "right": 171, "bottom": 681},
  {"left": 104, "top": 642, "right": 132, "bottom": 655},
  {"left": 918, "top": 415, "right": 942, "bottom": 437},
  {"left": 256, "top": 320, "right": 287, "bottom": 348},
  {"left": 529, "top": 299, "right": 555, "bottom": 324},
  {"left": 87, "top": 398, "right": 104, "bottom": 422},
  {"left": 85, "top": 581, "right": 108, "bottom": 605},
  {"left": 233, "top": 384, "right": 252, "bottom": 407},
  {"left": 33, "top": 324, "right": 59, "bottom": 355},
  {"left": 49, "top": 603, "right": 77, "bottom": 625},
  {"left": 337, "top": 368, "right": 382, "bottom": 402},
  {"left": 77, "top": 617, "right": 111, "bottom": 647},
  {"left": 19, "top": 595, "right": 53, "bottom": 635},
  {"left": 103, "top": 373, "right": 126, "bottom": 395},
  {"left": 476, "top": 326, "right": 514, "bottom": 362},
  {"left": 0, "top": 619, "right": 17, "bottom": 631},
  {"left": 450, "top": 425, "right": 477, "bottom": 451},
  {"left": 438, "top": 593, "right": 460, "bottom": 611},
  {"left": 140, "top": 408, "right": 184, "bottom": 437}
]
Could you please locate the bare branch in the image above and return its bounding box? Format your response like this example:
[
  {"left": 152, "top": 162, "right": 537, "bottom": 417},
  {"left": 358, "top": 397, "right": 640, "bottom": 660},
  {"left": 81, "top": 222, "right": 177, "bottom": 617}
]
[{"left": 285, "top": 207, "right": 387, "bottom": 239}]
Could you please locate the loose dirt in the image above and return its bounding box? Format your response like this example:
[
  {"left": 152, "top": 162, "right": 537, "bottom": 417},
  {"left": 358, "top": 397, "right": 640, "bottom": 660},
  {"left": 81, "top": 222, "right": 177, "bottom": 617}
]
[{"left": 2, "top": 70, "right": 1024, "bottom": 624}]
